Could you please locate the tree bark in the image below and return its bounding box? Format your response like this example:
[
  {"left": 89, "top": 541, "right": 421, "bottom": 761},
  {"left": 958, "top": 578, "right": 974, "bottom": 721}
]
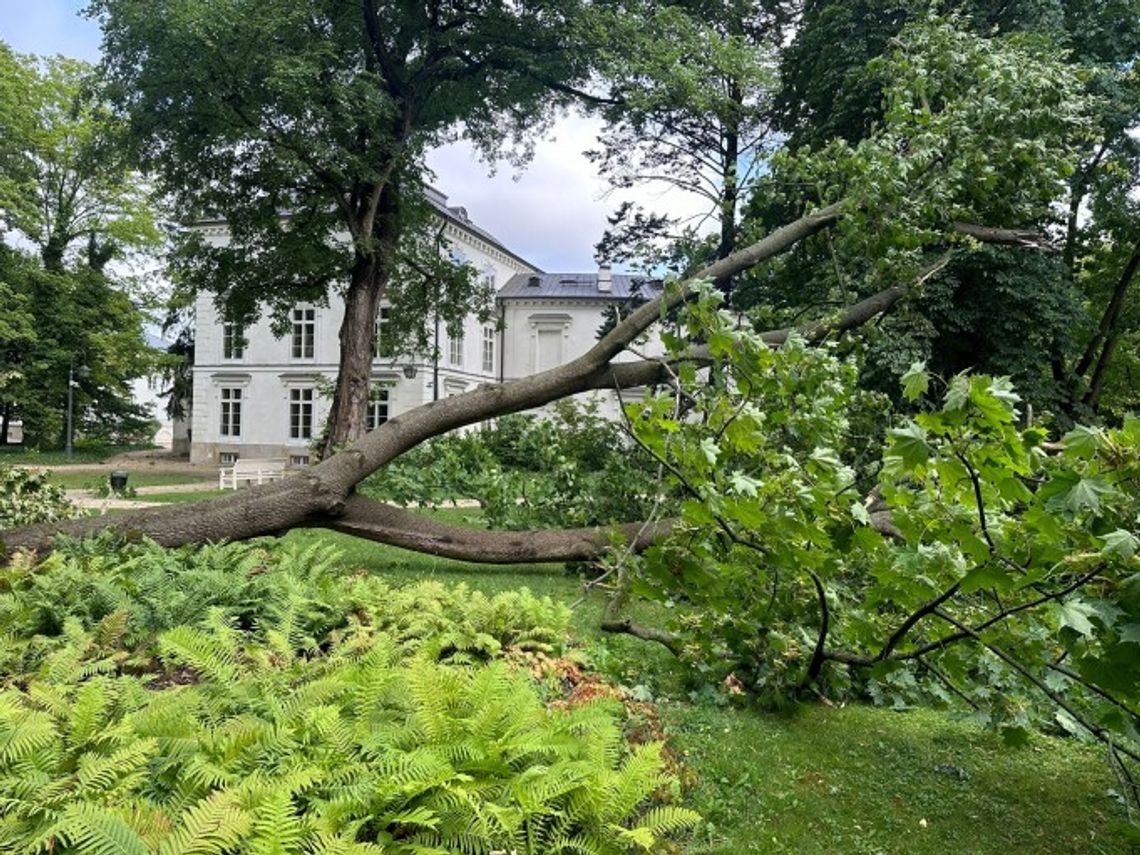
[
  {"left": 13, "top": 202, "right": 1036, "bottom": 568},
  {"left": 325, "top": 496, "right": 675, "bottom": 563},
  {"left": 321, "top": 185, "right": 401, "bottom": 457},
  {"left": 1076, "top": 236, "right": 1140, "bottom": 409},
  {"left": 1, "top": 402, "right": 10, "bottom": 446}
]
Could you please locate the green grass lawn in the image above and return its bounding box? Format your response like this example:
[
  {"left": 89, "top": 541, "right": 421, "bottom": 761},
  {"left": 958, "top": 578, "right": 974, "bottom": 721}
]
[
  {"left": 669, "top": 702, "right": 1125, "bottom": 854},
  {"left": 0, "top": 444, "right": 158, "bottom": 465},
  {"left": 130, "top": 487, "right": 227, "bottom": 502},
  {"left": 280, "top": 518, "right": 1131, "bottom": 854},
  {"left": 47, "top": 471, "right": 213, "bottom": 490}
]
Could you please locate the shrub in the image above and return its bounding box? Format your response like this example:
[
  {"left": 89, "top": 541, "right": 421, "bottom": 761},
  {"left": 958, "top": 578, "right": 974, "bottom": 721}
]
[
  {"left": 0, "top": 466, "right": 75, "bottom": 527},
  {"left": 360, "top": 400, "right": 668, "bottom": 530}
]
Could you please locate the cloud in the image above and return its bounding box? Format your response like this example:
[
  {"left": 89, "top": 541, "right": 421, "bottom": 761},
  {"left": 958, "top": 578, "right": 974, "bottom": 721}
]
[{"left": 427, "top": 113, "right": 714, "bottom": 273}]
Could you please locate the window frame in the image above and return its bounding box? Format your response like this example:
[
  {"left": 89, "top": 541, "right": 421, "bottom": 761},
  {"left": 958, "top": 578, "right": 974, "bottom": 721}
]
[
  {"left": 219, "top": 387, "right": 242, "bottom": 437},
  {"left": 481, "top": 325, "right": 495, "bottom": 373},
  {"left": 365, "top": 388, "right": 390, "bottom": 432},
  {"left": 374, "top": 306, "right": 394, "bottom": 359},
  {"left": 449, "top": 330, "right": 464, "bottom": 367},
  {"left": 291, "top": 307, "right": 316, "bottom": 360},
  {"left": 222, "top": 320, "right": 245, "bottom": 360},
  {"left": 289, "top": 387, "right": 314, "bottom": 440}
]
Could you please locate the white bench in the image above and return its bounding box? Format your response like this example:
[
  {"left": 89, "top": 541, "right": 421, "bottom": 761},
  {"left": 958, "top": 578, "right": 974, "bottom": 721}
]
[{"left": 219, "top": 457, "right": 289, "bottom": 489}]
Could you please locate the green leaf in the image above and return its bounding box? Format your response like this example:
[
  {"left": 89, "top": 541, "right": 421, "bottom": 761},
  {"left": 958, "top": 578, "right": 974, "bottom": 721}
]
[
  {"left": 1041, "top": 472, "right": 1115, "bottom": 516},
  {"left": 1057, "top": 599, "right": 1098, "bottom": 637},
  {"left": 699, "top": 438, "right": 720, "bottom": 465},
  {"left": 887, "top": 422, "right": 931, "bottom": 470},
  {"left": 1062, "top": 477, "right": 1115, "bottom": 516},
  {"left": 900, "top": 360, "right": 929, "bottom": 402},
  {"left": 1118, "top": 624, "right": 1140, "bottom": 645},
  {"left": 1102, "top": 530, "right": 1139, "bottom": 561},
  {"left": 943, "top": 374, "right": 969, "bottom": 411},
  {"left": 728, "top": 471, "right": 761, "bottom": 497},
  {"left": 1061, "top": 424, "right": 1105, "bottom": 459},
  {"left": 960, "top": 563, "right": 1009, "bottom": 594}
]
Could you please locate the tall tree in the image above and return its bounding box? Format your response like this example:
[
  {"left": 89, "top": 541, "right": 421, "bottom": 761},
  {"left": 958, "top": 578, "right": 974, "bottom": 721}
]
[
  {"left": 92, "top": 0, "right": 587, "bottom": 456},
  {"left": 0, "top": 47, "right": 161, "bottom": 447},
  {"left": 0, "top": 50, "right": 157, "bottom": 271},
  {"left": 755, "top": 0, "right": 1140, "bottom": 417},
  {"left": 586, "top": 0, "right": 792, "bottom": 290}
]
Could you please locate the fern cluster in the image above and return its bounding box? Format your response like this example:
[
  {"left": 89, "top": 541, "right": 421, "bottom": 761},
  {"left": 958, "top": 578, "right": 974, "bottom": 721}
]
[
  {"left": 0, "top": 612, "right": 697, "bottom": 853},
  {"left": 0, "top": 537, "right": 571, "bottom": 681},
  {"left": 0, "top": 539, "right": 697, "bottom": 852}
]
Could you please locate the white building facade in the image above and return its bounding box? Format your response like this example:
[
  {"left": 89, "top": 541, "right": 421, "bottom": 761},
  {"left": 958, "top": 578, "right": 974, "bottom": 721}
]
[{"left": 188, "top": 191, "right": 660, "bottom": 464}]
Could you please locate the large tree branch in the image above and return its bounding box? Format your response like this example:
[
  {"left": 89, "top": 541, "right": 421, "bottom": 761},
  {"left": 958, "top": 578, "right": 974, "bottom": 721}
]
[
  {"left": 323, "top": 495, "right": 675, "bottom": 564},
  {"left": 0, "top": 203, "right": 842, "bottom": 559},
  {"left": 951, "top": 222, "right": 1057, "bottom": 250},
  {"left": 5, "top": 202, "right": 1063, "bottom": 562},
  {"left": 599, "top": 617, "right": 682, "bottom": 655}
]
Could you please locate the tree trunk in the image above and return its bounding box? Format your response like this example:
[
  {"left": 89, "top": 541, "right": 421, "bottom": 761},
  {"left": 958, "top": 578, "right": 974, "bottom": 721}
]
[
  {"left": 321, "top": 187, "right": 402, "bottom": 458},
  {"left": 1074, "top": 235, "right": 1140, "bottom": 409},
  {"left": 713, "top": 87, "right": 741, "bottom": 299},
  {"left": 0, "top": 402, "right": 10, "bottom": 445},
  {"left": 1, "top": 205, "right": 1045, "bottom": 564}
]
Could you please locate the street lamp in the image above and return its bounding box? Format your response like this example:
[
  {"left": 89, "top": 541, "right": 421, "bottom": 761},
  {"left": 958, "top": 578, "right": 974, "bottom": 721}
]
[
  {"left": 401, "top": 363, "right": 417, "bottom": 380},
  {"left": 65, "top": 361, "right": 90, "bottom": 458}
]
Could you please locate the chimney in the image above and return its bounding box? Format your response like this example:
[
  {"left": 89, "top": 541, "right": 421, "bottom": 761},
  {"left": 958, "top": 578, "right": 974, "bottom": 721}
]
[{"left": 597, "top": 262, "right": 612, "bottom": 293}]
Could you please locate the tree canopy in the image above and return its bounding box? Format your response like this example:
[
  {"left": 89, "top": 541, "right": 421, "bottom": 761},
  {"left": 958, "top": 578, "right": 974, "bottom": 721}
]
[
  {"left": 0, "top": 47, "right": 161, "bottom": 447},
  {"left": 93, "top": 0, "right": 590, "bottom": 453}
]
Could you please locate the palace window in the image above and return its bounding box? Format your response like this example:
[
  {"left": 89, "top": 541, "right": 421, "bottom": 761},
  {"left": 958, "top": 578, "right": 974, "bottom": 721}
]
[
  {"left": 222, "top": 321, "right": 245, "bottom": 360},
  {"left": 374, "top": 306, "right": 394, "bottom": 359},
  {"left": 291, "top": 307, "right": 315, "bottom": 359},
  {"left": 365, "top": 388, "right": 390, "bottom": 431},
  {"left": 219, "top": 387, "right": 242, "bottom": 437},
  {"left": 290, "top": 388, "right": 314, "bottom": 439},
  {"left": 481, "top": 326, "right": 495, "bottom": 373},
  {"left": 449, "top": 331, "right": 464, "bottom": 366}
]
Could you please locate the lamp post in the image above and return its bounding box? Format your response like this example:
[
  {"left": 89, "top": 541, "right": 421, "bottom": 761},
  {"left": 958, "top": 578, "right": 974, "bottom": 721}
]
[{"left": 65, "top": 361, "right": 90, "bottom": 458}]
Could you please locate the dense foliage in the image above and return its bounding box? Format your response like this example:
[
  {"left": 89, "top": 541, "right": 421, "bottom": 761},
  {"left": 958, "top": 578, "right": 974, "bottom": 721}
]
[
  {"left": 750, "top": 0, "right": 1140, "bottom": 417},
  {"left": 0, "top": 539, "right": 698, "bottom": 853},
  {"left": 361, "top": 401, "right": 664, "bottom": 530},
  {"left": 605, "top": 285, "right": 1140, "bottom": 793},
  {"left": 0, "top": 49, "right": 162, "bottom": 448}
]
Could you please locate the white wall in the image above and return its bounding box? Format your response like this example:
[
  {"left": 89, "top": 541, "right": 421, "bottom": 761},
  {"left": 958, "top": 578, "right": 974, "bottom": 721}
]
[
  {"left": 499, "top": 297, "right": 664, "bottom": 418},
  {"left": 189, "top": 216, "right": 535, "bottom": 463}
]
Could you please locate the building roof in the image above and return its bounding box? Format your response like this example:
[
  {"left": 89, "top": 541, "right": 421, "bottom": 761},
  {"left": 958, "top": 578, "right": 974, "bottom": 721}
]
[
  {"left": 192, "top": 186, "right": 542, "bottom": 275},
  {"left": 499, "top": 272, "right": 662, "bottom": 301},
  {"left": 423, "top": 187, "right": 541, "bottom": 274}
]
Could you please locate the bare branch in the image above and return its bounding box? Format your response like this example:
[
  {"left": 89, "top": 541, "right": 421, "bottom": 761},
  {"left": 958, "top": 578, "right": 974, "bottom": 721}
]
[
  {"left": 323, "top": 496, "right": 674, "bottom": 564},
  {"left": 599, "top": 616, "right": 682, "bottom": 655}
]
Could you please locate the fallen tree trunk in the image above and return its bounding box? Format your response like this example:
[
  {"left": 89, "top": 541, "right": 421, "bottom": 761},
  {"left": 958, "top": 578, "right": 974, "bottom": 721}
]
[
  {"left": 1, "top": 203, "right": 842, "bottom": 561},
  {"left": 0, "top": 205, "right": 1044, "bottom": 564}
]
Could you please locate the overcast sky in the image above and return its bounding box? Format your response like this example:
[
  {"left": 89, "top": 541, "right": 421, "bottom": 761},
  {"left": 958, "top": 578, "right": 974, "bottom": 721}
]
[{"left": 1, "top": 1, "right": 709, "bottom": 272}]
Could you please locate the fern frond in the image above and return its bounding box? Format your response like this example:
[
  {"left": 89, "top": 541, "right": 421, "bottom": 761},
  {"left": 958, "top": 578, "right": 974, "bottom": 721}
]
[
  {"left": 52, "top": 803, "right": 151, "bottom": 855},
  {"left": 156, "top": 790, "right": 252, "bottom": 855}
]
